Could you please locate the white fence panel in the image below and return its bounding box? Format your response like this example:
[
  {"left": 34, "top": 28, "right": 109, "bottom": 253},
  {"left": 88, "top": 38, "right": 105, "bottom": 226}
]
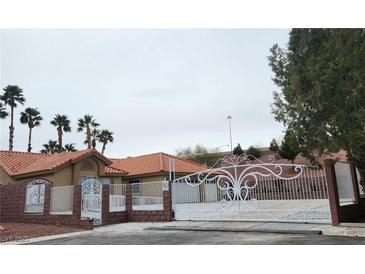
[
  {"left": 132, "top": 181, "right": 163, "bottom": 210},
  {"left": 109, "top": 184, "right": 126, "bottom": 212},
  {"left": 204, "top": 182, "right": 218, "bottom": 202},
  {"left": 50, "top": 186, "right": 74, "bottom": 215},
  {"left": 172, "top": 180, "right": 200, "bottom": 204},
  {"left": 335, "top": 162, "right": 356, "bottom": 205}
]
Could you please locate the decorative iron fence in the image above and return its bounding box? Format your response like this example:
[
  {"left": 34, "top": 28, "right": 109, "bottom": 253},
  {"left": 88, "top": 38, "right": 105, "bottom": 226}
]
[
  {"left": 24, "top": 179, "right": 47, "bottom": 213},
  {"left": 50, "top": 185, "right": 74, "bottom": 215},
  {"left": 109, "top": 184, "right": 126, "bottom": 212},
  {"left": 132, "top": 181, "right": 163, "bottom": 211},
  {"left": 172, "top": 155, "right": 331, "bottom": 223}
]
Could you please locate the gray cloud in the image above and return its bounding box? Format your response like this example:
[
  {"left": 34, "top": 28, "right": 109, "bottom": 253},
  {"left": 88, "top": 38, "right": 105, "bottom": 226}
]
[{"left": 0, "top": 29, "right": 289, "bottom": 157}]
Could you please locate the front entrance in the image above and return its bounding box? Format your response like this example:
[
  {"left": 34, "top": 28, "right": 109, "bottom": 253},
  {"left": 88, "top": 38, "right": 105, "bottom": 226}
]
[
  {"left": 172, "top": 155, "right": 331, "bottom": 223},
  {"left": 81, "top": 178, "right": 102, "bottom": 225}
]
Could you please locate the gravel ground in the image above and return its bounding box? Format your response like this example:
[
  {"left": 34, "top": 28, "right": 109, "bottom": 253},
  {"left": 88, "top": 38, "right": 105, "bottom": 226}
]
[{"left": 0, "top": 223, "right": 83, "bottom": 243}]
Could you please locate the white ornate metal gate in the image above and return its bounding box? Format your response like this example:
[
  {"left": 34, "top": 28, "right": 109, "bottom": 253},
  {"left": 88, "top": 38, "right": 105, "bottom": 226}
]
[
  {"left": 81, "top": 178, "right": 102, "bottom": 225},
  {"left": 172, "top": 155, "right": 331, "bottom": 223}
]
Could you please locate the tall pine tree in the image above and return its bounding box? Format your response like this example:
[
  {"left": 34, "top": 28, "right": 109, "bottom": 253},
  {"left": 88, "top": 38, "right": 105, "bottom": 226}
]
[{"left": 269, "top": 29, "right": 365, "bottom": 191}]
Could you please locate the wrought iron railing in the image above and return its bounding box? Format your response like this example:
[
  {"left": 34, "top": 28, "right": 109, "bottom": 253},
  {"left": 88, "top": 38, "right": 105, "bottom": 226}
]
[{"left": 24, "top": 179, "right": 47, "bottom": 214}]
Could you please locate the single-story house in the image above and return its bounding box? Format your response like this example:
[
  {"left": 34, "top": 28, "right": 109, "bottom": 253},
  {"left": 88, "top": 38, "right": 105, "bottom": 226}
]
[{"left": 0, "top": 149, "right": 204, "bottom": 187}]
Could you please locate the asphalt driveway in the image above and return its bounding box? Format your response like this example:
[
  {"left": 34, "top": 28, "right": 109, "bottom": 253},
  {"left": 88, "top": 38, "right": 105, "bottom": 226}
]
[{"left": 23, "top": 222, "right": 365, "bottom": 245}]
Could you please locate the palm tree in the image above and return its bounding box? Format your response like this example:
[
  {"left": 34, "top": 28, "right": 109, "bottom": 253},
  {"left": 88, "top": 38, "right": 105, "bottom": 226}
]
[
  {"left": 0, "top": 85, "right": 26, "bottom": 151},
  {"left": 91, "top": 128, "right": 100, "bottom": 149},
  {"left": 64, "top": 143, "right": 77, "bottom": 152},
  {"left": 20, "top": 107, "right": 43, "bottom": 152},
  {"left": 0, "top": 102, "right": 8, "bottom": 120},
  {"left": 50, "top": 114, "right": 71, "bottom": 148},
  {"left": 84, "top": 128, "right": 100, "bottom": 148},
  {"left": 97, "top": 129, "right": 114, "bottom": 154},
  {"left": 77, "top": 114, "right": 99, "bottom": 149},
  {"left": 40, "top": 140, "right": 62, "bottom": 154}
]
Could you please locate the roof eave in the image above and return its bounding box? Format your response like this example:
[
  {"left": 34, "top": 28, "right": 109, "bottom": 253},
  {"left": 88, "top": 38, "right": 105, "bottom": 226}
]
[{"left": 13, "top": 169, "right": 55, "bottom": 180}]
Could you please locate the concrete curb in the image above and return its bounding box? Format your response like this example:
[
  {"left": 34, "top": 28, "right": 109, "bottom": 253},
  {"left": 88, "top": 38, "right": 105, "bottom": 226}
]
[{"left": 145, "top": 226, "right": 323, "bottom": 235}]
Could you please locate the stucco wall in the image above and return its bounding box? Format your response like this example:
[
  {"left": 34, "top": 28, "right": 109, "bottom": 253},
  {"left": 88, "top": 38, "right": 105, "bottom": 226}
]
[
  {"left": 112, "top": 177, "right": 123, "bottom": 184},
  {"left": 0, "top": 168, "right": 14, "bottom": 185},
  {"left": 45, "top": 166, "right": 73, "bottom": 187}
]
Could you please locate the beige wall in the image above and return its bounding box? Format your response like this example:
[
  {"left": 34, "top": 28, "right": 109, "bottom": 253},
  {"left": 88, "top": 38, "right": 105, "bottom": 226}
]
[
  {"left": 0, "top": 168, "right": 17, "bottom": 185},
  {"left": 45, "top": 166, "right": 73, "bottom": 187},
  {"left": 111, "top": 177, "right": 123, "bottom": 184}
]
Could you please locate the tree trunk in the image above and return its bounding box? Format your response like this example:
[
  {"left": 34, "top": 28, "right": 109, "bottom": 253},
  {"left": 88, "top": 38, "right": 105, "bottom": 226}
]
[
  {"left": 27, "top": 127, "right": 32, "bottom": 152},
  {"left": 9, "top": 107, "right": 14, "bottom": 151},
  {"left": 86, "top": 127, "right": 91, "bottom": 148},
  {"left": 57, "top": 127, "right": 63, "bottom": 148},
  {"left": 358, "top": 169, "right": 365, "bottom": 194},
  {"left": 101, "top": 142, "right": 106, "bottom": 154}
]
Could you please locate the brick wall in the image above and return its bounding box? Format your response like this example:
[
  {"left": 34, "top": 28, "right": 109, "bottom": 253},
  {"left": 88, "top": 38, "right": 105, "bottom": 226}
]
[
  {"left": 0, "top": 180, "right": 93, "bottom": 230},
  {"left": 324, "top": 159, "right": 365, "bottom": 225},
  {"left": 101, "top": 184, "right": 128, "bottom": 225},
  {"left": 126, "top": 183, "right": 173, "bottom": 222},
  {"left": 1, "top": 179, "right": 174, "bottom": 228}
]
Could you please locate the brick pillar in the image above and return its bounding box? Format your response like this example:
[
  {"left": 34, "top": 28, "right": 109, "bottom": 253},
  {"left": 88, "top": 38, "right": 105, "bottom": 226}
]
[
  {"left": 43, "top": 183, "right": 52, "bottom": 221},
  {"left": 324, "top": 159, "right": 341, "bottom": 226},
  {"left": 101, "top": 184, "right": 110, "bottom": 224},
  {"left": 20, "top": 184, "right": 27, "bottom": 221},
  {"left": 126, "top": 184, "right": 133, "bottom": 218},
  {"left": 163, "top": 181, "right": 173, "bottom": 221},
  {"left": 73, "top": 185, "right": 82, "bottom": 220}
]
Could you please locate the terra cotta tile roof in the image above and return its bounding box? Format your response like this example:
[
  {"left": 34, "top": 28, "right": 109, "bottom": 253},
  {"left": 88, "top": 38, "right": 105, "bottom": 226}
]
[
  {"left": 106, "top": 152, "right": 204, "bottom": 176},
  {"left": 0, "top": 149, "right": 126, "bottom": 177}
]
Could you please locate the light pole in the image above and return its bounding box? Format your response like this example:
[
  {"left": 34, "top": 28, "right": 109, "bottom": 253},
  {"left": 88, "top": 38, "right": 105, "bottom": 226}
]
[{"left": 227, "top": 115, "right": 233, "bottom": 153}]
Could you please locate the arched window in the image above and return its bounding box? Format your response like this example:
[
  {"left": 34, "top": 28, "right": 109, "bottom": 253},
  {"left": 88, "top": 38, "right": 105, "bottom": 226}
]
[{"left": 24, "top": 179, "right": 48, "bottom": 213}]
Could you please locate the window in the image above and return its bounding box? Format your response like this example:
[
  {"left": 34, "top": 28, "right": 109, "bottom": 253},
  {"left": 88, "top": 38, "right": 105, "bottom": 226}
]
[
  {"left": 130, "top": 179, "right": 140, "bottom": 194},
  {"left": 99, "top": 177, "right": 112, "bottom": 185}
]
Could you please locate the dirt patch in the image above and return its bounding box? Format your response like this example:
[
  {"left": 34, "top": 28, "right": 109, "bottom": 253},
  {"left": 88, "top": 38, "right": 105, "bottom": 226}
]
[{"left": 0, "top": 223, "right": 83, "bottom": 243}]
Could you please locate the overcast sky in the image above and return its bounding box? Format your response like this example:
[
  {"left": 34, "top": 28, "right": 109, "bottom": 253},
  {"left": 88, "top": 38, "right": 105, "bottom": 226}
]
[{"left": 0, "top": 29, "right": 289, "bottom": 158}]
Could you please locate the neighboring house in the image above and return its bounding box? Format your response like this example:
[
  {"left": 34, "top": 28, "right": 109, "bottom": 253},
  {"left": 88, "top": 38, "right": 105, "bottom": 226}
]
[
  {"left": 108, "top": 152, "right": 204, "bottom": 183},
  {"left": 0, "top": 150, "right": 204, "bottom": 187}
]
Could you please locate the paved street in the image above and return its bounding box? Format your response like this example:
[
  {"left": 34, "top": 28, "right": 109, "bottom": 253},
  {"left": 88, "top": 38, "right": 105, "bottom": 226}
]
[
  {"left": 31, "top": 230, "right": 365, "bottom": 245},
  {"left": 23, "top": 222, "right": 365, "bottom": 245}
]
